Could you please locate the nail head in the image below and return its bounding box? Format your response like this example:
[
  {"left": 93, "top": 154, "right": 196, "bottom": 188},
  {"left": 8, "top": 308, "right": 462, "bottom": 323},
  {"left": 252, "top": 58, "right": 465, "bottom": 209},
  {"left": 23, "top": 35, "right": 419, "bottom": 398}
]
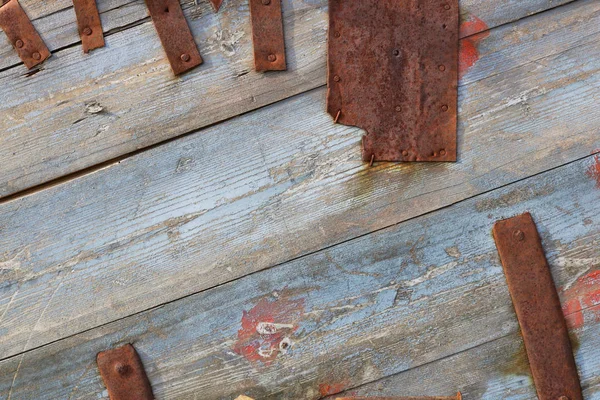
[
  {"left": 83, "top": 27, "right": 92, "bottom": 36},
  {"left": 33, "top": 52, "right": 41, "bottom": 60},
  {"left": 439, "top": 65, "right": 446, "bottom": 71},
  {"left": 180, "top": 53, "right": 191, "bottom": 62},
  {"left": 333, "top": 75, "right": 341, "bottom": 82},
  {"left": 262, "top": 0, "right": 271, "bottom": 4},
  {"left": 15, "top": 39, "right": 24, "bottom": 48},
  {"left": 444, "top": 4, "right": 451, "bottom": 10},
  {"left": 514, "top": 230, "right": 525, "bottom": 241},
  {"left": 268, "top": 54, "right": 277, "bottom": 62},
  {"left": 441, "top": 105, "right": 449, "bottom": 112}
]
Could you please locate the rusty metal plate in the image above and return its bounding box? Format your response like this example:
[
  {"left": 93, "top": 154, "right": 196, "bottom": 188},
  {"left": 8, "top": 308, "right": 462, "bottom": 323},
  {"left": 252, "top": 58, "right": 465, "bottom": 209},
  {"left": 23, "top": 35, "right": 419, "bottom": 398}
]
[
  {"left": 209, "top": 0, "right": 223, "bottom": 11},
  {"left": 72, "top": 0, "right": 105, "bottom": 53},
  {"left": 145, "top": 0, "right": 202, "bottom": 75},
  {"left": 493, "top": 213, "right": 583, "bottom": 400},
  {"left": 97, "top": 344, "right": 154, "bottom": 400},
  {"left": 249, "top": 0, "right": 286, "bottom": 71},
  {"left": 336, "top": 395, "right": 461, "bottom": 400},
  {"left": 0, "top": 0, "right": 50, "bottom": 69},
  {"left": 327, "top": 0, "right": 458, "bottom": 162}
]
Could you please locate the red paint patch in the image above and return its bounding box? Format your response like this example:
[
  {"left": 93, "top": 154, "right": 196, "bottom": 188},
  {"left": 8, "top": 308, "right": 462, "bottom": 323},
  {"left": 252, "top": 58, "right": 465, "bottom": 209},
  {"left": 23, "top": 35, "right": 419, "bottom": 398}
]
[
  {"left": 319, "top": 382, "right": 347, "bottom": 397},
  {"left": 233, "top": 296, "right": 304, "bottom": 365},
  {"left": 586, "top": 152, "right": 600, "bottom": 188},
  {"left": 561, "top": 270, "right": 600, "bottom": 329},
  {"left": 459, "top": 15, "right": 490, "bottom": 79}
]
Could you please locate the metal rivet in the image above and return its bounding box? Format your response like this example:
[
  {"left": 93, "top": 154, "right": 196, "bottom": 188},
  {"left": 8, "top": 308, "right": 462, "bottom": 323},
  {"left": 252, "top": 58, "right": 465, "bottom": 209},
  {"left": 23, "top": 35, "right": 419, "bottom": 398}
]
[
  {"left": 334, "top": 31, "right": 341, "bottom": 38},
  {"left": 395, "top": 105, "right": 402, "bottom": 112},
  {"left": 33, "top": 52, "right": 41, "bottom": 60},
  {"left": 393, "top": 49, "right": 400, "bottom": 57},
  {"left": 114, "top": 362, "right": 131, "bottom": 376},
  {"left": 444, "top": 4, "right": 451, "bottom": 10},
  {"left": 402, "top": 150, "right": 408, "bottom": 157},
  {"left": 83, "top": 27, "right": 92, "bottom": 36},
  {"left": 15, "top": 39, "right": 24, "bottom": 48},
  {"left": 268, "top": 54, "right": 277, "bottom": 62},
  {"left": 333, "top": 75, "right": 341, "bottom": 82},
  {"left": 514, "top": 230, "right": 525, "bottom": 241},
  {"left": 440, "top": 149, "right": 447, "bottom": 156},
  {"left": 441, "top": 104, "right": 449, "bottom": 112},
  {"left": 180, "top": 53, "right": 191, "bottom": 62},
  {"left": 262, "top": 0, "right": 271, "bottom": 4},
  {"left": 438, "top": 65, "right": 446, "bottom": 71}
]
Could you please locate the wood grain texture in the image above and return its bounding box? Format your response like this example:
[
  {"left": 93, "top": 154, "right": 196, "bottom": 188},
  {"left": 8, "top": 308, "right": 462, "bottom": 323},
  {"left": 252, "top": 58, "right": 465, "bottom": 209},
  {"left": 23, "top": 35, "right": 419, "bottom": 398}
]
[
  {"left": 0, "top": 0, "right": 580, "bottom": 197},
  {"left": 0, "top": 0, "right": 599, "bottom": 360},
  {"left": 1, "top": 154, "right": 599, "bottom": 399}
]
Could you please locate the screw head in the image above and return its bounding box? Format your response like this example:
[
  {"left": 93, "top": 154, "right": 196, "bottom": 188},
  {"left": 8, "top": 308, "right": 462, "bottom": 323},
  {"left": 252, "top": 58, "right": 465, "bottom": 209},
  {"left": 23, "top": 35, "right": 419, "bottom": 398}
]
[
  {"left": 439, "top": 65, "right": 446, "bottom": 71},
  {"left": 514, "top": 230, "right": 525, "bottom": 241},
  {"left": 180, "top": 53, "right": 191, "bottom": 62},
  {"left": 441, "top": 104, "right": 449, "bottom": 112},
  {"left": 333, "top": 75, "right": 341, "bottom": 82},
  {"left": 32, "top": 52, "right": 41, "bottom": 60},
  {"left": 83, "top": 27, "right": 92, "bottom": 36},
  {"left": 267, "top": 54, "right": 277, "bottom": 62},
  {"left": 444, "top": 4, "right": 451, "bottom": 10},
  {"left": 15, "top": 39, "right": 24, "bottom": 48},
  {"left": 262, "top": 0, "right": 271, "bottom": 4}
]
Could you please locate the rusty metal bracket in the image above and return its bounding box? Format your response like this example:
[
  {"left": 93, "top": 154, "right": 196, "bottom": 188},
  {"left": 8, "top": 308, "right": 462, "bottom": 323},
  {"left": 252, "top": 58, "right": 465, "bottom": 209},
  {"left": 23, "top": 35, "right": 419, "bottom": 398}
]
[
  {"left": 72, "top": 0, "right": 105, "bottom": 53},
  {"left": 327, "top": 0, "right": 459, "bottom": 163},
  {"left": 493, "top": 213, "right": 583, "bottom": 400},
  {"left": 144, "top": 0, "right": 202, "bottom": 75},
  {"left": 336, "top": 395, "right": 462, "bottom": 400},
  {"left": 249, "top": 0, "right": 286, "bottom": 71},
  {"left": 0, "top": 0, "right": 50, "bottom": 69},
  {"left": 97, "top": 343, "right": 154, "bottom": 400}
]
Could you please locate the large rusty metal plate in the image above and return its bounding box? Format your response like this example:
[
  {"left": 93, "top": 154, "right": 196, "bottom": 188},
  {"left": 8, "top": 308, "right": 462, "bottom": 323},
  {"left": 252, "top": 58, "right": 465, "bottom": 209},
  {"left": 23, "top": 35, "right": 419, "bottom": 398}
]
[
  {"left": 0, "top": 0, "right": 50, "bottom": 69},
  {"left": 327, "top": 0, "right": 458, "bottom": 162},
  {"left": 145, "top": 0, "right": 202, "bottom": 75},
  {"left": 249, "top": 0, "right": 286, "bottom": 71},
  {"left": 493, "top": 213, "right": 583, "bottom": 400},
  {"left": 72, "top": 0, "right": 105, "bottom": 53},
  {"left": 97, "top": 344, "right": 154, "bottom": 400}
]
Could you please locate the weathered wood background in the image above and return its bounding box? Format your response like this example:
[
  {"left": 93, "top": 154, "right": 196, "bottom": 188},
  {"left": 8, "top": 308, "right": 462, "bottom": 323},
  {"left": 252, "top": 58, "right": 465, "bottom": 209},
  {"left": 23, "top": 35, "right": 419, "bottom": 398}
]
[{"left": 0, "top": 0, "right": 599, "bottom": 398}]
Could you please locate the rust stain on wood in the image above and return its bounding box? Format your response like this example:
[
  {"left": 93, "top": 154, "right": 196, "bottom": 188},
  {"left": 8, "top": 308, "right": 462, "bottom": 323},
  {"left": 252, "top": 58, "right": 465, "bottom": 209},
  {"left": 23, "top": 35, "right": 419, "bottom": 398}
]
[{"left": 327, "top": 0, "right": 458, "bottom": 163}]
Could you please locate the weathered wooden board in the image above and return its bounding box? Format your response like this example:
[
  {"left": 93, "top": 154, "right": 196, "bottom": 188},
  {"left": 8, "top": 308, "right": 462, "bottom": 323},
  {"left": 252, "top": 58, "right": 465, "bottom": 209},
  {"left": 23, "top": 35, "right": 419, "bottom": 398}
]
[
  {"left": 0, "top": 0, "right": 586, "bottom": 197},
  {"left": 1, "top": 154, "right": 599, "bottom": 399},
  {"left": 0, "top": 1, "right": 599, "bottom": 360}
]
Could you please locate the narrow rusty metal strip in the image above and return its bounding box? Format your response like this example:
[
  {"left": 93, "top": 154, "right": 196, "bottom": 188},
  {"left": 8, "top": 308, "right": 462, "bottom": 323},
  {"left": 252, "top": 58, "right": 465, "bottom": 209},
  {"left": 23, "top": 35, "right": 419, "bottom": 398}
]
[
  {"left": 145, "top": 0, "right": 202, "bottom": 75},
  {"left": 72, "top": 0, "right": 105, "bottom": 53},
  {"left": 493, "top": 213, "right": 583, "bottom": 400},
  {"left": 249, "top": 0, "right": 286, "bottom": 71},
  {"left": 327, "top": 0, "right": 458, "bottom": 162},
  {"left": 0, "top": 0, "right": 50, "bottom": 69},
  {"left": 337, "top": 394, "right": 461, "bottom": 400},
  {"left": 97, "top": 344, "right": 154, "bottom": 400},
  {"left": 209, "top": 0, "right": 223, "bottom": 11}
]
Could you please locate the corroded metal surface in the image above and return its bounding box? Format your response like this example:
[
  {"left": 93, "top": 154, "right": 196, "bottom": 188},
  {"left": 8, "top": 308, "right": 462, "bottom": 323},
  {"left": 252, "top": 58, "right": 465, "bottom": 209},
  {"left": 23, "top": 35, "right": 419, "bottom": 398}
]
[
  {"left": 145, "top": 0, "right": 202, "bottom": 75},
  {"left": 336, "top": 394, "right": 461, "bottom": 400},
  {"left": 0, "top": 0, "right": 50, "bottom": 69},
  {"left": 327, "top": 0, "right": 458, "bottom": 162},
  {"left": 72, "top": 0, "right": 105, "bottom": 53},
  {"left": 209, "top": 0, "right": 223, "bottom": 11},
  {"left": 97, "top": 344, "right": 154, "bottom": 400},
  {"left": 249, "top": 0, "right": 286, "bottom": 71},
  {"left": 493, "top": 213, "right": 583, "bottom": 400}
]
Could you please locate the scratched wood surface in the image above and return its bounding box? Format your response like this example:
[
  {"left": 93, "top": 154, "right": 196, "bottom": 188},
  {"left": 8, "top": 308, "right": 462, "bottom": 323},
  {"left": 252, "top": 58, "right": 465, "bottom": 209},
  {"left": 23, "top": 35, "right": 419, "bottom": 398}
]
[
  {"left": 1, "top": 155, "right": 599, "bottom": 399},
  {"left": 0, "top": 0, "right": 580, "bottom": 197},
  {"left": 1, "top": 0, "right": 599, "bottom": 361},
  {"left": 0, "top": 0, "right": 599, "bottom": 398}
]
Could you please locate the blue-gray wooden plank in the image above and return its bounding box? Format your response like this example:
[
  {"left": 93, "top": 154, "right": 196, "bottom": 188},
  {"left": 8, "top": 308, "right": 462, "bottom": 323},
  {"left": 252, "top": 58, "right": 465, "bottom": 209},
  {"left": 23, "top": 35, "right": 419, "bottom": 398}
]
[
  {"left": 1, "top": 154, "right": 599, "bottom": 399},
  {"left": 0, "top": 0, "right": 599, "bottom": 360}
]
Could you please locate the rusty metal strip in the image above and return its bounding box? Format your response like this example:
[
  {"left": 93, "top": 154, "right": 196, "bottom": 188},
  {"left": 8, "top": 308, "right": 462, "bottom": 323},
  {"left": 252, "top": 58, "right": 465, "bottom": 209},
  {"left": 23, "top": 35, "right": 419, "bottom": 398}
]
[
  {"left": 144, "top": 0, "right": 202, "bottom": 75},
  {"left": 0, "top": 0, "right": 50, "bottom": 69},
  {"left": 327, "top": 0, "right": 459, "bottom": 163},
  {"left": 97, "top": 344, "right": 154, "bottom": 400},
  {"left": 493, "top": 213, "right": 583, "bottom": 400},
  {"left": 209, "top": 0, "right": 223, "bottom": 11},
  {"left": 72, "top": 0, "right": 105, "bottom": 53},
  {"left": 336, "top": 395, "right": 461, "bottom": 400},
  {"left": 249, "top": 0, "right": 286, "bottom": 71}
]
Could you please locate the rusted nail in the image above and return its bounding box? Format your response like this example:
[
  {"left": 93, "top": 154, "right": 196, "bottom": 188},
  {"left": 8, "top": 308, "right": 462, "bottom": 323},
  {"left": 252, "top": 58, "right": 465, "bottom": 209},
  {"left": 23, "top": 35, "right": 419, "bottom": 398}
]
[
  {"left": 333, "top": 75, "right": 341, "bottom": 82},
  {"left": 395, "top": 105, "right": 402, "bottom": 112},
  {"left": 180, "top": 53, "right": 191, "bottom": 62},
  {"left": 369, "top": 154, "right": 375, "bottom": 167},
  {"left": 444, "top": 4, "right": 451, "bottom": 9},
  {"left": 513, "top": 229, "right": 524, "bottom": 241},
  {"left": 441, "top": 105, "right": 449, "bottom": 112},
  {"left": 439, "top": 64, "right": 446, "bottom": 71},
  {"left": 440, "top": 149, "right": 447, "bottom": 156},
  {"left": 268, "top": 53, "right": 277, "bottom": 62},
  {"left": 261, "top": 0, "right": 270, "bottom": 4},
  {"left": 334, "top": 31, "right": 341, "bottom": 38},
  {"left": 402, "top": 150, "right": 408, "bottom": 157},
  {"left": 334, "top": 109, "right": 341, "bottom": 123},
  {"left": 97, "top": 344, "right": 154, "bottom": 400},
  {"left": 393, "top": 49, "right": 400, "bottom": 57},
  {"left": 15, "top": 39, "right": 24, "bottom": 48},
  {"left": 32, "top": 52, "right": 41, "bottom": 60},
  {"left": 83, "top": 27, "right": 92, "bottom": 36}
]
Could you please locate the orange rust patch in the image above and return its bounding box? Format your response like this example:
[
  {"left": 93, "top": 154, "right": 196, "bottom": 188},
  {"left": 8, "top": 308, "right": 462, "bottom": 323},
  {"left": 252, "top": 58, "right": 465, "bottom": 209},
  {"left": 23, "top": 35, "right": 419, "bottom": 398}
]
[
  {"left": 319, "top": 382, "right": 347, "bottom": 397},
  {"left": 459, "top": 15, "right": 490, "bottom": 79},
  {"left": 233, "top": 296, "right": 304, "bottom": 365},
  {"left": 586, "top": 153, "right": 600, "bottom": 188},
  {"left": 561, "top": 269, "right": 600, "bottom": 329}
]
